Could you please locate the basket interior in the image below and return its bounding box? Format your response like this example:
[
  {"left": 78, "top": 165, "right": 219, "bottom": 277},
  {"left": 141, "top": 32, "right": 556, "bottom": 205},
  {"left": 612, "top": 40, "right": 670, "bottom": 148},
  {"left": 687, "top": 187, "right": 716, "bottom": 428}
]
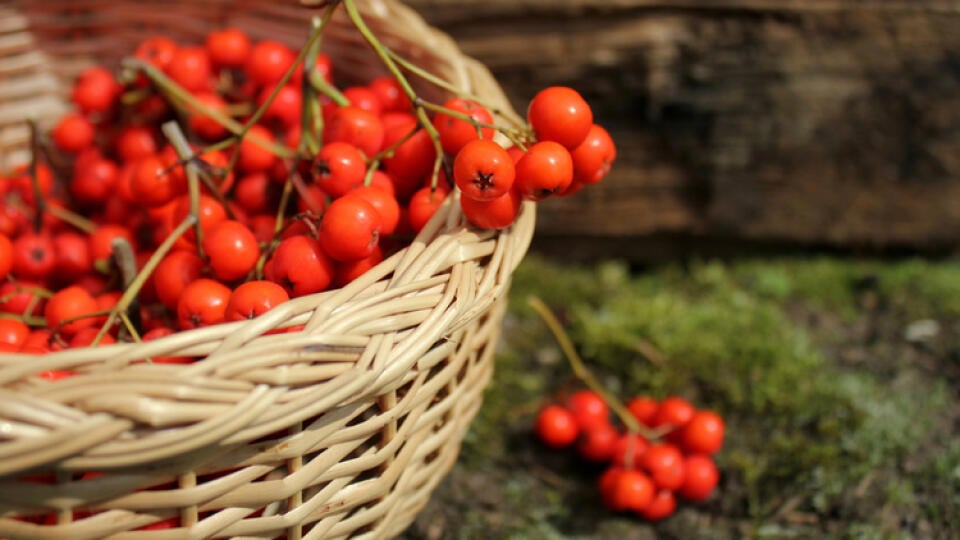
[{"left": 0, "top": 1, "right": 535, "bottom": 537}]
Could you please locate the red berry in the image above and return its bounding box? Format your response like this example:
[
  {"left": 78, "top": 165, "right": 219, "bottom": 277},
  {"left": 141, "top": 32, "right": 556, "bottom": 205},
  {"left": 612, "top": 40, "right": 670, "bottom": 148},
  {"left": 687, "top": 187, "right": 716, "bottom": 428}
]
[
  {"left": 324, "top": 106, "right": 385, "bottom": 158},
  {"left": 269, "top": 235, "right": 335, "bottom": 297},
  {"left": 71, "top": 67, "right": 120, "bottom": 115},
  {"left": 639, "top": 490, "right": 677, "bottom": 522},
  {"left": 513, "top": 141, "right": 574, "bottom": 200},
  {"left": 459, "top": 187, "right": 522, "bottom": 230},
  {"left": 382, "top": 124, "right": 436, "bottom": 201},
  {"left": 653, "top": 396, "right": 696, "bottom": 432},
  {"left": 611, "top": 433, "right": 650, "bottom": 469},
  {"left": 88, "top": 224, "right": 135, "bottom": 267},
  {"left": 453, "top": 140, "right": 515, "bottom": 201},
  {"left": 311, "top": 142, "right": 367, "bottom": 199},
  {"left": 177, "top": 278, "right": 231, "bottom": 330},
  {"left": 115, "top": 126, "right": 158, "bottom": 164},
  {"left": 407, "top": 185, "right": 449, "bottom": 233},
  {"left": 188, "top": 92, "right": 229, "bottom": 141},
  {"left": 527, "top": 86, "right": 593, "bottom": 149},
  {"left": 0, "top": 281, "right": 46, "bottom": 317},
  {"left": 45, "top": 286, "right": 98, "bottom": 336},
  {"left": 135, "top": 36, "right": 178, "bottom": 71},
  {"left": 238, "top": 125, "right": 278, "bottom": 173},
  {"left": 680, "top": 410, "right": 726, "bottom": 455},
  {"left": 225, "top": 281, "right": 290, "bottom": 321},
  {"left": 142, "top": 327, "right": 193, "bottom": 364},
  {"left": 534, "top": 404, "right": 579, "bottom": 449},
  {"left": 234, "top": 172, "right": 274, "bottom": 214},
  {"left": 0, "top": 233, "right": 12, "bottom": 280},
  {"left": 201, "top": 220, "right": 260, "bottom": 282},
  {"left": 577, "top": 422, "right": 619, "bottom": 463},
  {"left": 346, "top": 186, "right": 400, "bottom": 236},
  {"left": 131, "top": 154, "right": 183, "bottom": 207},
  {"left": 206, "top": 28, "right": 251, "bottom": 68},
  {"left": 69, "top": 327, "right": 116, "bottom": 348},
  {"left": 333, "top": 244, "right": 384, "bottom": 288},
  {"left": 52, "top": 114, "right": 95, "bottom": 153},
  {"left": 341, "top": 86, "right": 383, "bottom": 116},
  {"left": 432, "top": 98, "right": 495, "bottom": 155},
  {"left": 0, "top": 319, "right": 29, "bottom": 352},
  {"left": 566, "top": 389, "right": 610, "bottom": 430},
  {"left": 12, "top": 233, "right": 56, "bottom": 281},
  {"left": 165, "top": 46, "right": 213, "bottom": 93},
  {"left": 258, "top": 84, "right": 301, "bottom": 127},
  {"left": 245, "top": 41, "right": 296, "bottom": 87},
  {"left": 679, "top": 455, "right": 720, "bottom": 502},
  {"left": 171, "top": 194, "right": 227, "bottom": 247},
  {"left": 318, "top": 195, "right": 382, "bottom": 262},
  {"left": 153, "top": 250, "right": 205, "bottom": 311},
  {"left": 642, "top": 443, "right": 686, "bottom": 491},
  {"left": 571, "top": 124, "right": 616, "bottom": 184},
  {"left": 605, "top": 469, "right": 655, "bottom": 512},
  {"left": 626, "top": 396, "right": 659, "bottom": 427},
  {"left": 71, "top": 156, "right": 119, "bottom": 205},
  {"left": 368, "top": 76, "right": 411, "bottom": 113},
  {"left": 53, "top": 232, "right": 93, "bottom": 281}
]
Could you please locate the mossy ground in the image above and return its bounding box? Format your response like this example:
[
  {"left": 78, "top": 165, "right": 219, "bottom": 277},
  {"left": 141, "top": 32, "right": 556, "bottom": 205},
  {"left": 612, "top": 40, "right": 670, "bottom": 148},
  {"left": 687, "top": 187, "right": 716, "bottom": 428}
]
[{"left": 402, "top": 255, "right": 960, "bottom": 540}]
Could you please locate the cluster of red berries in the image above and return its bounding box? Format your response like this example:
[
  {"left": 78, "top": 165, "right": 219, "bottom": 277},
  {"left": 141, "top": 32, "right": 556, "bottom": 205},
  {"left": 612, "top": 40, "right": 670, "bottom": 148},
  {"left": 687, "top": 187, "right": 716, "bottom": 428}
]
[
  {"left": 451, "top": 87, "right": 615, "bottom": 229},
  {"left": 534, "top": 391, "right": 725, "bottom": 522},
  {"left": 0, "top": 23, "right": 616, "bottom": 364}
]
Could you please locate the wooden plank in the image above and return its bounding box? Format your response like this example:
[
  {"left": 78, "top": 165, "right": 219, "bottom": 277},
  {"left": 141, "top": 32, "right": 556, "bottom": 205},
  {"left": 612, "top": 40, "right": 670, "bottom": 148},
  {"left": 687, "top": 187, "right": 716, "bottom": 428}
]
[{"left": 408, "top": 0, "right": 960, "bottom": 253}]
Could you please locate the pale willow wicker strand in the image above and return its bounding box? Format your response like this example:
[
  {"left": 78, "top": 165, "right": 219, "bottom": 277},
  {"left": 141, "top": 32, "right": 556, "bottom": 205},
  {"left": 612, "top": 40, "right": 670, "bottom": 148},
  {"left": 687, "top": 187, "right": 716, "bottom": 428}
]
[{"left": 0, "top": 0, "right": 535, "bottom": 538}]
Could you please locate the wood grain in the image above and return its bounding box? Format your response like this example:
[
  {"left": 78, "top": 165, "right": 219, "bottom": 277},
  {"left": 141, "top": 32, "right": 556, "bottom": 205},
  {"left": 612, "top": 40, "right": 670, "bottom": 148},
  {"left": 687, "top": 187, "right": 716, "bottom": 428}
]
[{"left": 408, "top": 0, "right": 960, "bottom": 254}]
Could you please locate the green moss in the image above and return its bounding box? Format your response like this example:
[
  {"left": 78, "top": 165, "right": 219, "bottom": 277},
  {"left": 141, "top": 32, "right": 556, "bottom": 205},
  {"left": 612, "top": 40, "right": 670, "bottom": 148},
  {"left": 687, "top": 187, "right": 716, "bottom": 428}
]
[{"left": 437, "top": 255, "right": 959, "bottom": 539}]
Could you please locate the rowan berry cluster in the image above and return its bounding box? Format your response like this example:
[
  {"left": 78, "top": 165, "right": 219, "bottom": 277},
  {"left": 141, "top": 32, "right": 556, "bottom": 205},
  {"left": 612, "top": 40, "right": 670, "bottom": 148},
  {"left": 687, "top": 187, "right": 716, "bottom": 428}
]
[
  {"left": 535, "top": 392, "right": 725, "bottom": 521},
  {"left": 0, "top": 1, "right": 616, "bottom": 368}
]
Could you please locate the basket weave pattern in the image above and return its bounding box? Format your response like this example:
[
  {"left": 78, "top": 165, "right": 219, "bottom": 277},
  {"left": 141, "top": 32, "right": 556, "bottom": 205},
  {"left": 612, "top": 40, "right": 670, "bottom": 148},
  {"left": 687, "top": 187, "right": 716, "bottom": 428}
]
[{"left": 0, "top": 1, "right": 534, "bottom": 538}]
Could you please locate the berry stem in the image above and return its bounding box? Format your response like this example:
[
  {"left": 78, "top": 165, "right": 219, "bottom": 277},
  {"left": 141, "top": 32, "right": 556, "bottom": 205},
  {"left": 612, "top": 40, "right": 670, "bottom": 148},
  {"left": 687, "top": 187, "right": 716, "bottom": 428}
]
[
  {"left": 111, "top": 236, "right": 142, "bottom": 334},
  {"left": 45, "top": 205, "right": 97, "bottom": 235},
  {"left": 342, "top": 0, "right": 445, "bottom": 189},
  {"left": 299, "top": 15, "right": 333, "bottom": 157},
  {"left": 122, "top": 58, "right": 293, "bottom": 159},
  {"left": 119, "top": 312, "right": 142, "bottom": 343},
  {"left": 0, "top": 313, "right": 45, "bottom": 327},
  {"left": 362, "top": 125, "right": 418, "bottom": 185},
  {"left": 27, "top": 119, "right": 44, "bottom": 234},
  {"left": 91, "top": 215, "right": 196, "bottom": 346},
  {"left": 527, "top": 296, "right": 664, "bottom": 440},
  {"left": 385, "top": 49, "right": 526, "bottom": 130},
  {"left": 161, "top": 121, "right": 206, "bottom": 259},
  {"left": 309, "top": 70, "right": 350, "bottom": 108},
  {"left": 415, "top": 99, "right": 529, "bottom": 150}
]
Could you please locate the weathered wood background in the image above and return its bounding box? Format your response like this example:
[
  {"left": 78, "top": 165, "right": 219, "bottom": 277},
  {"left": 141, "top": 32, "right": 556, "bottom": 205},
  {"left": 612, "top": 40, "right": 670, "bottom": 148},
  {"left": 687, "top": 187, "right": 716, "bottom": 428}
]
[{"left": 409, "top": 0, "right": 960, "bottom": 258}]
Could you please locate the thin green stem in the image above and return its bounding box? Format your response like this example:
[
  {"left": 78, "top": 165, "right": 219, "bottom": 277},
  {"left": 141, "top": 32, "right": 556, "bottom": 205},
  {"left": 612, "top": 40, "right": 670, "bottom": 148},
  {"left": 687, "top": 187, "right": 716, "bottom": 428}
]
[
  {"left": 46, "top": 205, "right": 97, "bottom": 234},
  {"left": 0, "top": 313, "right": 45, "bottom": 327},
  {"left": 362, "top": 126, "right": 418, "bottom": 185},
  {"left": 309, "top": 71, "right": 350, "bottom": 107},
  {"left": 527, "top": 296, "right": 666, "bottom": 440},
  {"left": 300, "top": 16, "right": 328, "bottom": 157},
  {"left": 386, "top": 48, "right": 526, "bottom": 130},
  {"left": 416, "top": 99, "right": 530, "bottom": 150},
  {"left": 91, "top": 216, "right": 196, "bottom": 346},
  {"left": 123, "top": 58, "right": 294, "bottom": 159},
  {"left": 343, "top": 0, "right": 444, "bottom": 188},
  {"left": 162, "top": 121, "right": 206, "bottom": 259},
  {"left": 119, "top": 312, "right": 142, "bottom": 343}
]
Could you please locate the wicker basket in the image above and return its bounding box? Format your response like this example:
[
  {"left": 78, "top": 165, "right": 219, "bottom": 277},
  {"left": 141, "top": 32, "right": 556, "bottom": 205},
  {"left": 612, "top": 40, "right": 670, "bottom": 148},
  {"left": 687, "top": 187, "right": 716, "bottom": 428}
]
[{"left": 0, "top": 1, "right": 535, "bottom": 538}]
